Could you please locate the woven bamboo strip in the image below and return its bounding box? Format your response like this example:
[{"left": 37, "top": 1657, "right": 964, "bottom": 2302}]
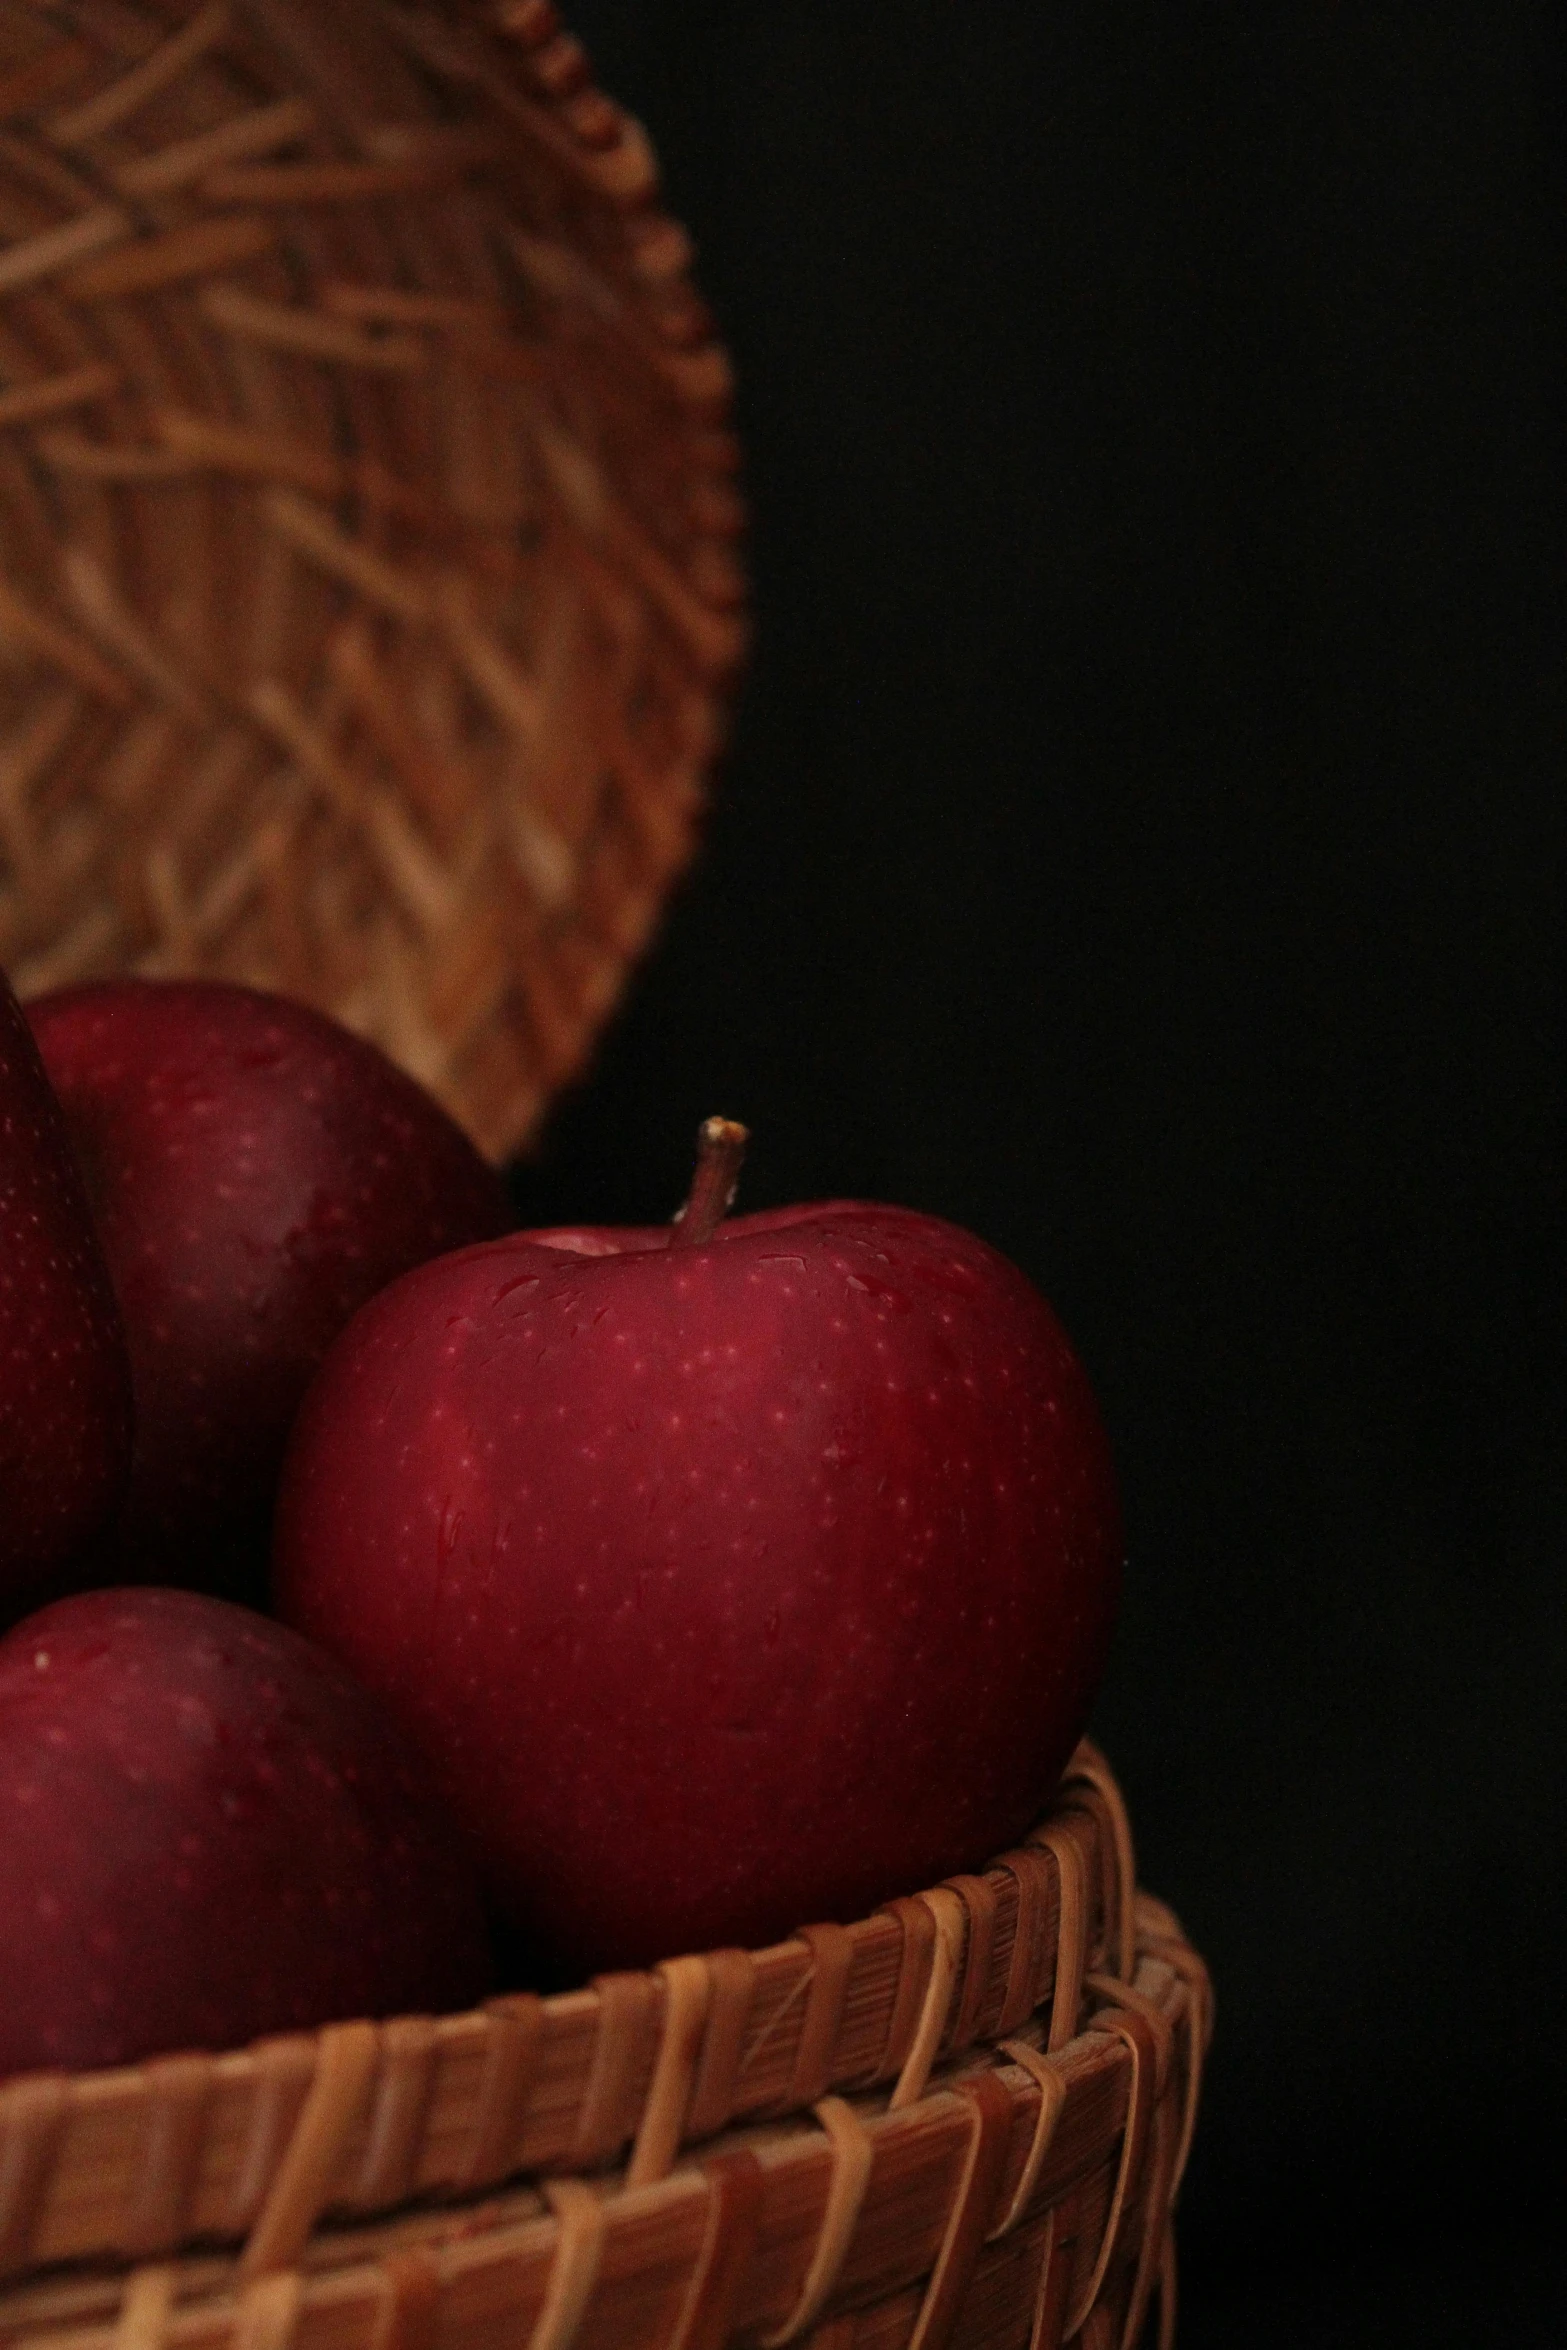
[
  {"left": 196, "top": 289, "right": 428, "bottom": 374},
  {"left": 0, "top": 573, "right": 132, "bottom": 705},
  {"left": 113, "top": 97, "right": 317, "bottom": 199},
  {"left": 198, "top": 159, "right": 471, "bottom": 206},
  {"left": 45, "top": 1, "right": 231, "bottom": 147},
  {"left": 0, "top": 1930, "right": 1205, "bottom": 2350},
  {"left": 0, "top": 364, "right": 119, "bottom": 427},
  {"left": 61, "top": 215, "right": 277, "bottom": 301},
  {"left": 0, "top": 205, "right": 130, "bottom": 295},
  {"left": 33, "top": 435, "right": 190, "bottom": 478}
]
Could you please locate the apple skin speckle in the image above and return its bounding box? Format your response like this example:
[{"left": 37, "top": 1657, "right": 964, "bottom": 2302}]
[
  {"left": 26, "top": 981, "right": 511, "bottom": 1583},
  {"left": 273, "top": 1203, "right": 1122, "bottom": 1979},
  {"left": 0, "top": 971, "right": 131, "bottom": 1609},
  {"left": 0, "top": 1587, "right": 491, "bottom": 2079}
]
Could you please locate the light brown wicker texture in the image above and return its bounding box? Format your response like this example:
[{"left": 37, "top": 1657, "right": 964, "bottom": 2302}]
[
  {"left": 0, "top": 0, "right": 743, "bottom": 1158},
  {"left": 0, "top": 1746, "right": 1211, "bottom": 2350}
]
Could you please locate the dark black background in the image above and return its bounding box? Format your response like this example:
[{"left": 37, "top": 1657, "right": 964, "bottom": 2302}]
[{"left": 508, "top": 7, "right": 1566, "bottom": 2342}]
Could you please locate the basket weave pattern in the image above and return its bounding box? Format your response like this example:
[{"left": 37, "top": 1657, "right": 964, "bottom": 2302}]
[
  {"left": 0, "top": 0, "right": 743, "bottom": 1157},
  {"left": 0, "top": 1747, "right": 1210, "bottom": 2350}
]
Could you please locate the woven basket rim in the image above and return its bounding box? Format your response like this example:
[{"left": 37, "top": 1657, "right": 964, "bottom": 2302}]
[
  {"left": 0, "top": 1746, "right": 1178, "bottom": 2271},
  {"left": 0, "top": 1914, "right": 1209, "bottom": 2350},
  {"left": 0, "top": 1746, "right": 1212, "bottom": 2350}
]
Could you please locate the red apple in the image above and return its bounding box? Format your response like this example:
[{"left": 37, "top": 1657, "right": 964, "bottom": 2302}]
[
  {"left": 26, "top": 981, "right": 512, "bottom": 1588},
  {"left": 1, "top": 968, "right": 132, "bottom": 1613},
  {"left": 0, "top": 1586, "right": 494, "bottom": 2078},
  {"left": 274, "top": 1122, "right": 1122, "bottom": 1978}
]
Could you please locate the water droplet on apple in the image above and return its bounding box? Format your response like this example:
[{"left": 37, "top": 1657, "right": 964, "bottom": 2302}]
[
  {"left": 493, "top": 1274, "right": 541, "bottom": 1305},
  {"left": 845, "top": 1271, "right": 911, "bottom": 1311}
]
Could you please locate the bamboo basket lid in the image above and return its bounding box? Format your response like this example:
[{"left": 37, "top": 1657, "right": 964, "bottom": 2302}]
[
  {"left": 0, "top": 1745, "right": 1212, "bottom": 2350},
  {"left": 0, "top": 0, "right": 744, "bottom": 1160}
]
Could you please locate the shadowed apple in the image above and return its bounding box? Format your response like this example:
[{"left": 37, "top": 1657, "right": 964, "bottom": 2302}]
[
  {"left": 0, "top": 967, "right": 132, "bottom": 1615},
  {"left": 0, "top": 1586, "right": 494, "bottom": 2078},
  {"left": 27, "top": 980, "right": 512, "bottom": 1595}
]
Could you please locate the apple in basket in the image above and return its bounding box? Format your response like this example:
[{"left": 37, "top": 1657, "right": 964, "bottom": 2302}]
[
  {"left": 274, "top": 1120, "right": 1123, "bottom": 1978},
  {"left": 0, "top": 970, "right": 132, "bottom": 1615},
  {"left": 25, "top": 980, "right": 512, "bottom": 1595},
  {"left": 0, "top": 1586, "right": 493, "bottom": 2079}
]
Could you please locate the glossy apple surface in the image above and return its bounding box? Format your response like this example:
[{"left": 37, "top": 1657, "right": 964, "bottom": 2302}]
[
  {"left": 0, "top": 970, "right": 132, "bottom": 1613},
  {"left": 0, "top": 1587, "right": 493, "bottom": 2078},
  {"left": 26, "top": 981, "right": 511, "bottom": 1585},
  {"left": 273, "top": 1190, "right": 1122, "bottom": 1977}
]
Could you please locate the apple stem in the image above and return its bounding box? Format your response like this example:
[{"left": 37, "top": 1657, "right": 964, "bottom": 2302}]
[{"left": 670, "top": 1117, "right": 750, "bottom": 1246}]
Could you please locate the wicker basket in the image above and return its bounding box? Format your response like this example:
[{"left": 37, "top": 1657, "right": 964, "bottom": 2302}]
[
  {"left": 0, "top": 12, "right": 1211, "bottom": 2345},
  {"left": 0, "top": 1744, "right": 1210, "bottom": 2350},
  {"left": 0, "top": 0, "right": 744, "bottom": 1159}
]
